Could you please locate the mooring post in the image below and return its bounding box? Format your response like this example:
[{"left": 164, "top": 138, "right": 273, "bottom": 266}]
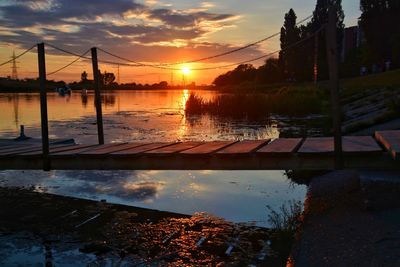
[
  {"left": 37, "top": 42, "right": 50, "bottom": 171},
  {"left": 91, "top": 47, "right": 104, "bottom": 144},
  {"left": 326, "top": 6, "right": 343, "bottom": 169}
]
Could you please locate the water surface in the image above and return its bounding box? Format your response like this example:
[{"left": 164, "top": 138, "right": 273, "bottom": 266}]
[{"left": 0, "top": 90, "right": 306, "bottom": 226}]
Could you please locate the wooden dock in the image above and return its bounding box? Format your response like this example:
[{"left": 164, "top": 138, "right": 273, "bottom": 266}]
[{"left": 0, "top": 131, "right": 399, "bottom": 170}]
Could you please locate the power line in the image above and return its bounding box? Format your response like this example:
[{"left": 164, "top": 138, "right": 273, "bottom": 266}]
[
  {"left": 0, "top": 14, "right": 313, "bottom": 72},
  {"left": 44, "top": 42, "right": 139, "bottom": 67},
  {"left": 98, "top": 14, "right": 313, "bottom": 67},
  {"left": 47, "top": 49, "right": 91, "bottom": 76},
  {"left": 98, "top": 25, "right": 324, "bottom": 71},
  {"left": 1, "top": 14, "right": 317, "bottom": 76},
  {"left": 97, "top": 48, "right": 182, "bottom": 70},
  {"left": 196, "top": 26, "right": 325, "bottom": 70},
  {"left": 0, "top": 44, "right": 36, "bottom": 68},
  {"left": 164, "top": 14, "right": 313, "bottom": 66}
]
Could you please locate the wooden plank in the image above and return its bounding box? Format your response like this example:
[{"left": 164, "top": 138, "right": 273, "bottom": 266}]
[
  {"left": 299, "top": 136, "right": 383, "bottom": 154},
  {"left": 20, "top": 144, "right": 96, "bottom": 156},
  {"left": 342, "top": 136, "right": 382, "bottom": 153},
  {"left": 111, "top": 143, "right": 176, "bottom": 155},
  {"left": 257, "top": 138, "right": 302, "bottom": 154},
  {"left": 375, "top": 130, "right": 400, "bottom": 159},
  {"left": 145, "top": 142, "right": 204, "bottom": 154},
  {"left": 0, "top": 144, "right": 76, "bottom": 156},
  {"left": 298, "top": 137, "right": 333, "bottom": 154},
  {"left": 217, "top": 140, "right": 269, "bottom": 154},
  {"left": 50, "top": 144, "right": 103, "bottom": 156},
  {"left": 180, "top": 141, "right": 238, "bottom": 155},
  {"left": 0, "top": 144, "right": 26, "bottom": 150},
  {"left": 0, "top": 145, "right": 45, "bottom": 156},
  {"left": 79, "top": 143, "right": 146, "bottom": 155},
  {"left": 0, "top": 144, "right": 34, "bottom": 152},
  {"left": 0, "top": 144, "right": 40, "bottom": 155}
]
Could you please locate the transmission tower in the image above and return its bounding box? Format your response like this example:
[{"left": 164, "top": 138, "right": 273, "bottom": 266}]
[
  {"left": 117, "top": 64, "right": 120, "bottom": 84},
  {"left": 11, "top": 51, "right": 19, "bottom": 80}
]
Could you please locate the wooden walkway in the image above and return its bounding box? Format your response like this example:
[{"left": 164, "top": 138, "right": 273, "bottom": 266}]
[{"left": 0, "top": 131, "right": 399, "bottom": 170}]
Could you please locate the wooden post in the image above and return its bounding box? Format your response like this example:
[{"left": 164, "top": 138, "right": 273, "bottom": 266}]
[
  {"left": 313, "top": 33, "right": 319, "bottom": 84},
  {"left": 326, "top": 6, "right": 343, "bottom": 169},
  {"left": 91, "top": 47, "right": 104, "bottom": 144},
  {"left": 37, "top": 43, "right": 50, "bottom": 171}
]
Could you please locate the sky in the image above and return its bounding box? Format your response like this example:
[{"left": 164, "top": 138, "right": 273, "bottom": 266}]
[{"left": 0, "top": 0, "right": 361, "bottom": 85}]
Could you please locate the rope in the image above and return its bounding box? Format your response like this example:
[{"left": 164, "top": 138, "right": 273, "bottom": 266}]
[{"left": 47, "top": 49, "right": 91, "bottom": 76}]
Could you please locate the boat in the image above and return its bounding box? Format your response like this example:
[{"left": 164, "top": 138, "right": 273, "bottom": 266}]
[{"left": 55, "top": 85, "right": 72, "bottom": 96}]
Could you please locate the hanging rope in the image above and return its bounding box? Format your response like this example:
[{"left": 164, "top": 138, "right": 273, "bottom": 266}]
[{"left": 47, "top": 49, "right": 91, "bottom": 76}]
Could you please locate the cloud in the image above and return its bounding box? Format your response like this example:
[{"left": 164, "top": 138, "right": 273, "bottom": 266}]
[
  {"left": 147, "top": 8, "right": 235, "bottom": 28},
  {"left": 0, "top": 0, "right": 264, "bottom": 65}
]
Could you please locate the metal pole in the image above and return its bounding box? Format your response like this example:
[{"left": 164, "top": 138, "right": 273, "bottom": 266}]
[
  {"left": 37, "top": 43, "right": 50, "bottom": 171},
  {"left": 326, "top": 6, "right": 343, "bottom": 169},
  {"left": 91, "top": 47, "right": 104, "bottom": 144}
]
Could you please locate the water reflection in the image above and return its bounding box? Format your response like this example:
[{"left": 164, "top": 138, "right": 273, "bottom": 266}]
[
  {"left": 0, "top": 90, "right": 281, "bottom": 142},
  {"left": 0, "top": 170, "right": 306, "bottom": 227}
]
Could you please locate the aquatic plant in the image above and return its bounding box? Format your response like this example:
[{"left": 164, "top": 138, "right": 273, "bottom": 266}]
[{"left": 185, "top": 86, "right": 324, "bottom": 118}]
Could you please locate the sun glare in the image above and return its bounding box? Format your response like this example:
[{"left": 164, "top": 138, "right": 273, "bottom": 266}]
[{"left": 182, "top": 67, "right": 190, "bottom": 75}]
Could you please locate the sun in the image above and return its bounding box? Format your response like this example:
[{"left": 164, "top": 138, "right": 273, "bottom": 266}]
[{"left": 182, "top": 67, "right": 190, "bottom": 75}]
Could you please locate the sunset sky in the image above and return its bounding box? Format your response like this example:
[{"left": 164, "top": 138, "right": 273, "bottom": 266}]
[{"left": 0, "top": 0, "right": 360, "bottom": 85}]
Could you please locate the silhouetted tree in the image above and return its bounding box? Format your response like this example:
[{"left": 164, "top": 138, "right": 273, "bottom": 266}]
[
  {"left": 256, "top": 58, "right": 283, "bottom": 84},
  {"left": 80, "top": 71, "right": 88, "bottom": 82},
  {"left": 295, "top": 0, "right": 345, "bottom": 81},
  {"left": 213, "top": 64, "right": 257, "bottom": 86},
  {"left": 359, "top": 0, "right": 400, "bottom": 66},
  {"left": 279, "top": 9, "right": 301, "bottom": 80},
  {"left": 103, "top": 71, "right": 116, "bottom": 86}
]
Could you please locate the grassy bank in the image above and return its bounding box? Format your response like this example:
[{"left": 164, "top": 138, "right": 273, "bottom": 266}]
[{"left": 339, "top": 69, "right": 400, "bottom": 98}]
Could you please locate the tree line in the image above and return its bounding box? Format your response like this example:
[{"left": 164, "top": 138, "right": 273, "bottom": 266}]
[{"left": 213, "top": 0, "right": 400, "bottom": 87}]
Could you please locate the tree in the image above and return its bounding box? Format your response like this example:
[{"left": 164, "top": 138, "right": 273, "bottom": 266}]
[
  {"left": 360, "top": 0, "right": 400, "bottom": 65},
  {"left": 279, "top": 9, "right": 301, "bottom": 80},
  {"left": 213, "top": 64, "right": 257, "bottom": 87},
  {"left": 306, "top": 0, "right": 345, "bottom": 80},
  {"left": 80, "top": 71, "right": 88, "bottom": 82},
  {"left": 256, "top": 58, "right": 283, "bottom": 84},
  {"left": 102, "top": 71, "right": 116, "bottom": 86}
]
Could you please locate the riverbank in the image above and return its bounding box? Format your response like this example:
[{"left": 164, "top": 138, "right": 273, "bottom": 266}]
[{"left": 0, "top": 186, "right": 292, "bottom": 266}]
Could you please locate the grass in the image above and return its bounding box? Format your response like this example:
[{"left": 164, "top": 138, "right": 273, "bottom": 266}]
[
  {"left": 185, "top": 85, "right": 326, "bottom": 118},
  {"left": 267, "top": 200, "right": 303, "bottom": 266},
  {"left": 338, "top": 69, "right": 400, "bottom": 99}
]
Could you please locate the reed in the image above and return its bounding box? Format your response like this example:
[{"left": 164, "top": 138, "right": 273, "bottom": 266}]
[{"left": 185, "top": 85, "right": 324, "bottom": 118}]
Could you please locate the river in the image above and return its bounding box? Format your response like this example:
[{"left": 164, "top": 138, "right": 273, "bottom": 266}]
[{"left": 0, "top": 89, "right": 307, "bottom": 226}]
